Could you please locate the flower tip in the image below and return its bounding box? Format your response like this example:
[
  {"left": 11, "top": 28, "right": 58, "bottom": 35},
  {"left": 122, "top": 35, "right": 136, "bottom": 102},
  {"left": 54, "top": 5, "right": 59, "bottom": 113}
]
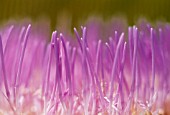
[
  {"left": 52, "top": 31, "right": 57, "bottom": 34},
  {"left": 73, "top": 27, "right": 77, "bottom": 30},
  {"left": 121, "top": 32, "right": 125, "bottom": 37},
  {"left": 124, "top": 41, "right": 127, "bottom": 46},
  {"left": 51, "top": 31, "right": 57, "bottom": 42},
  {"left": 52, "top": 31, "right": 57, "bottom": 37},
  {"left": 105, "top": 42, "right": 108, "bottom": 45},
  {"left": 28, "top": 24, "right": 31, "bottom": 29},
  {"left": 60, "top": 33, "right": 63, "bottom": 37}
]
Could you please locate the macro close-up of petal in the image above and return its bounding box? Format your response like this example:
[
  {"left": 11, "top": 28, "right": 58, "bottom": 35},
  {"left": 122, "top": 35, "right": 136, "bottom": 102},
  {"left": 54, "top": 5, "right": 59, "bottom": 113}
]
[{"left": 0, "top": 0, "right": 170, "bottom": 115}]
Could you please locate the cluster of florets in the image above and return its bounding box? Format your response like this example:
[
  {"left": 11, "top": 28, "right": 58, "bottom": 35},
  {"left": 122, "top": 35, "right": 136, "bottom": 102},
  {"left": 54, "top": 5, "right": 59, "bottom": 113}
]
[{"left": 0, "top": 20, "right": 170, "bottom": 115}]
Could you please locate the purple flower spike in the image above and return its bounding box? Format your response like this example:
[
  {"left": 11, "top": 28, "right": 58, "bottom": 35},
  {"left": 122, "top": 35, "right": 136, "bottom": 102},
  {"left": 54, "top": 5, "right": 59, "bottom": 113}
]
[{"left": 0, "top": 21, "right": 170, "bottom": 115}]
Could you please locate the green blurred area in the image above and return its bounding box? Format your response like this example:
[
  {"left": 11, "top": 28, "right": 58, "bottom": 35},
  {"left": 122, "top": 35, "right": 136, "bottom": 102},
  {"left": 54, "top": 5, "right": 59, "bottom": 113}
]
[{"left": 0, "top": 0, "right": 170, "bottom": 29}]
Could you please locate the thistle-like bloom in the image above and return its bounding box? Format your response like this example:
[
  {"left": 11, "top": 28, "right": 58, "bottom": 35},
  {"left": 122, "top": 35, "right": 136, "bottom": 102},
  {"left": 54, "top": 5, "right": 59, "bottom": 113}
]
[{"left": 0, "top": 20, "right": 170, "bottom": 115}]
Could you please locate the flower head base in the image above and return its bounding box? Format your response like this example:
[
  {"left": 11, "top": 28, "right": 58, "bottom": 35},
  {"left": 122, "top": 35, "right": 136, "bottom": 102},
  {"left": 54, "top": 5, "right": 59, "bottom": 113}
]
[{"left": 0, "top": 21, "right": 170, "bottom": 115}]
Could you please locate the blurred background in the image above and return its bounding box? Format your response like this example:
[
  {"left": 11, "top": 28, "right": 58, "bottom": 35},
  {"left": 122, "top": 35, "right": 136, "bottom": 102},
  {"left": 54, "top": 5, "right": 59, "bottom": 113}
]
[{"left": 0, "top": 0, "right": 170, "bottom": 31}]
